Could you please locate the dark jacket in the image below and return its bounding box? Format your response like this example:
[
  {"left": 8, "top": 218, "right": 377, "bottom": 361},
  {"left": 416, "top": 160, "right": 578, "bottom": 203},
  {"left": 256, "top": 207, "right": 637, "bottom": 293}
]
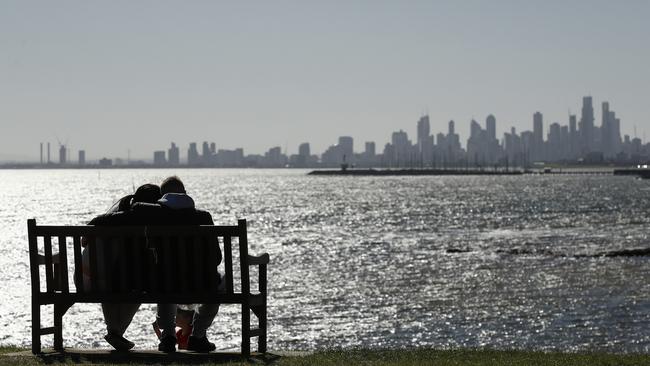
[
  {"left": 89, "top": 202, "right": 214, "bottom": 227},
  {"left": 87, "top": 202, "right": 221, "bottom": 292}
]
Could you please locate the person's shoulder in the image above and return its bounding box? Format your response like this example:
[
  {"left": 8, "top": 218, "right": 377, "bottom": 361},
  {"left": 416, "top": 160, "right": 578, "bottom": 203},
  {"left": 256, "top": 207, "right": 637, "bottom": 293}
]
[
  {"left": 131, "top": 202, "right": 163, "bottom": 214},
  {"left": 194, "top": 208, "right": 214, "bottom": 225},
  {"left": 88, "top": 210, "right": 132, "bottom": 226}
]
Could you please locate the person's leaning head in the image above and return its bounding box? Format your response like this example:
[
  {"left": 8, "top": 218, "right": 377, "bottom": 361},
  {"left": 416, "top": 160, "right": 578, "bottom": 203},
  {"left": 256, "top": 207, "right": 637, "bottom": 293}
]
[
  {"left": 160, "top": 176, "right": 186, "bottom": 195},
  {"left": 132, "top": 184, "right": 162, "bottom": 205}
]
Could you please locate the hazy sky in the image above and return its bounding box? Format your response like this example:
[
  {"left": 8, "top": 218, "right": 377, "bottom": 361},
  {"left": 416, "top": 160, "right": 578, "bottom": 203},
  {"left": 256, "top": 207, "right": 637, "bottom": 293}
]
[{"left": 1, "top": 0, "right": 649, "bottom": 162}]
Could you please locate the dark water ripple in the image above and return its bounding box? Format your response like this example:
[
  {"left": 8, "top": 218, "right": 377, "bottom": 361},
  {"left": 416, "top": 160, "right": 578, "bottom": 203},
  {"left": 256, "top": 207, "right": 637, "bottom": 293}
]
[{"left": 1, "top": 169, "right": 649, "bottom": 353}]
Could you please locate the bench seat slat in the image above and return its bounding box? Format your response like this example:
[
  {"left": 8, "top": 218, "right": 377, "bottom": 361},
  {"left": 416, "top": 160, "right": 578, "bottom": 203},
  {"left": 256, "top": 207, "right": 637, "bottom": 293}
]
[{"left": 37, "top": 292, "right": 249, "bottom": 304}]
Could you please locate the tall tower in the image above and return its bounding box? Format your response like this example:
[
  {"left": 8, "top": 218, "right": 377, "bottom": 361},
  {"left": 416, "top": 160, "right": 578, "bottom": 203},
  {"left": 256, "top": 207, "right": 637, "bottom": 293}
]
[
  {"left": 486, "top": 114, "right": 496, "bottom": 141},
  {"left": 416, "top": 115, "right": 431, "bottom": 166},
  {"left": 569, "top": 114, "right": 577, "bottom": 158},
  {"left": 417, "top": 115, "right": 430, "bottom": 145},
  {"left": 533, "top": 112, "right": 543, "bottom": 160},
  {"left": 601, "top": 102, "right": 610, "bottom": 155},
  {"left": 581, "top": 96, "right": 594, "bottom": 153},
  {"left": 168, "top": 142, "right": 180, "bottom": 165},
  {"left": 188, "top": 142, "right": 199, "bottom": 165}
]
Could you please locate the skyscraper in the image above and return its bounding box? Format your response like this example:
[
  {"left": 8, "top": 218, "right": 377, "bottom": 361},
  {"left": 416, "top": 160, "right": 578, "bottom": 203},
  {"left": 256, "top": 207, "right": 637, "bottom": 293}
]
[
  {"left": 486, "top": 114, "right": 497, "bottom": 164},
  {"left": 391, "top": 130, "right": 411, "bottom": 166},
  {"left": 188, "top": 143, "right": 199, "bottom": 165},
  {"left": 533, "top": 112, "right": 543, "bottom": 161},
  {"left": 298, "top": 142, "right": 310, "bottom": 157},
  {"left": 446, "top": 120, "right": 461, "bottom": 165},
  {"left": 569, "top": 114, "right": 577, "bottom": 158},
  {"left": 202, "top": 141, "right": 211, "bottom": 165},
  {"left": 338, "top": 136, "right": 354, "bottom": 163},
  {"left": 601, "top": 102, "right": 610, "bottom": 155},
  {"left": 417, "top": 115, "right": 432, "bottom": 166},
  {"left": 168, "top": 142, "right": 180, "bottom": 165},
  {"left": 486, "top": 114, "right": 496, "bottom": 141},
  {"left": 547, "top": 122, "right": 561, "bottom": 161},
  {"left": 417, "top": 115, "right": 430, "bottom": 145},
  {"left": 580, "top": 96, "right": 594, "bottom": 154}
]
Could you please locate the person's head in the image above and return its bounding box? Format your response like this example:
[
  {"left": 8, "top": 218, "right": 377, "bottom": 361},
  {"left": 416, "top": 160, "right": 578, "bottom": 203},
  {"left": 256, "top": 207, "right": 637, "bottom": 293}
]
[
  {"left": 132, "top": 183, "right": 162, "bottom": 204},
  {"left": 160, "top": 176, "right": 186, "bottom": 195}
]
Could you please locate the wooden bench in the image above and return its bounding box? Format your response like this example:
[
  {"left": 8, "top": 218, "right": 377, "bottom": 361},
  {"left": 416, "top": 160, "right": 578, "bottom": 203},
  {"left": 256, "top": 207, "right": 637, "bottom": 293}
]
[{"left": 27, "top": 218, "right": 269, "bottom": 356}]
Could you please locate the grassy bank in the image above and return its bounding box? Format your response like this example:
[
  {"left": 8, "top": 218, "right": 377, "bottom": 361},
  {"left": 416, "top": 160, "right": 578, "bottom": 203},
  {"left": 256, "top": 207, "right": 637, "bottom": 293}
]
[{"left": 2, "top": 347, "right": 650, "bottom": 365}]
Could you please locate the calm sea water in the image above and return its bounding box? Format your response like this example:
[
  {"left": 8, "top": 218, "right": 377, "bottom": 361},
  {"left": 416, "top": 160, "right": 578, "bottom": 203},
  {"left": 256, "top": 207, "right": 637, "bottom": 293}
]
[{"left": 1, "top": 169, "right": 649, "bottom": 353}]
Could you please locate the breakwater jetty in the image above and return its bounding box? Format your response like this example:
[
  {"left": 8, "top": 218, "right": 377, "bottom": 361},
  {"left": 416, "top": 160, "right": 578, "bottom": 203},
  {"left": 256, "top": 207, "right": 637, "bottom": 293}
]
[
  {"left": 308, "top": 168, "right": 523, "bottom": 176},
  {"left": 309, "top": 167, "right": 650, "bottom": 177}
]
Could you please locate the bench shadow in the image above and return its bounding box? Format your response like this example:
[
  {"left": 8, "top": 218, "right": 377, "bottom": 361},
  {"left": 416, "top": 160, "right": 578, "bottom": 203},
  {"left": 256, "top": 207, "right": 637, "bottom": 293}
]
[{"left": 30, "top": 348, "right": 281, "bottom": 365}]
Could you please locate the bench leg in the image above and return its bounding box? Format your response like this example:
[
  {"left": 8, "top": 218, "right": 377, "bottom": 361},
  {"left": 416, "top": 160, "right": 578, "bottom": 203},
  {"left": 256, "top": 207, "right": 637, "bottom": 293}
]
[
  {"left": 241, "top": 303, "right": 250, "bottom": 357},
  {"left": 53, "top": 304, "right": 64, "bottom": 351},
  {"left": 31, "top": 300, "right": 40, "bottom": 354},
  {"left": 255, "top": 305, "right": 267, "bottom": 353},
  {"left": 53, "top": 301, "right": 72, "bottom": 351}
]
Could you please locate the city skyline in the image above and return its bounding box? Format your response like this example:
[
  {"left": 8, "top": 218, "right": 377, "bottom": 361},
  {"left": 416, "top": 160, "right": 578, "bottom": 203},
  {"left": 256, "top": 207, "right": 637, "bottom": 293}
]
[
  {"left": 20, "top": 95, "right": 650, "bottom": 168},
  {"left": 1, "top": 1, "right": 649, "bottom": 162}
]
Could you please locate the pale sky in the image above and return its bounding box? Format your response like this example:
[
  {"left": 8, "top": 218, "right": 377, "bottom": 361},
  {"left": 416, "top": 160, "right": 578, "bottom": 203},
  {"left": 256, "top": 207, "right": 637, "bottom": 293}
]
[{"left": 1, "top": 0, "right": 649, "bottom": 162}]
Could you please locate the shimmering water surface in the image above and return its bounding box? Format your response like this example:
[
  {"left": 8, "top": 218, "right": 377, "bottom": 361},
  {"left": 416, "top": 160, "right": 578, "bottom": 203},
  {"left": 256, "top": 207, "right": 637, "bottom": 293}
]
[{"left": 1, "top": 169, "right": 649, "bottom": 353}]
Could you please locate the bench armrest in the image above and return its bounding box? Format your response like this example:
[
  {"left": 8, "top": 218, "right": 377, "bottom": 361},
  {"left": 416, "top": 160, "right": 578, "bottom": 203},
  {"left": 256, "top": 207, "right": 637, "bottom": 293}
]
[{"left": 247, "top": 253, "right": 270, "bottom": 266}]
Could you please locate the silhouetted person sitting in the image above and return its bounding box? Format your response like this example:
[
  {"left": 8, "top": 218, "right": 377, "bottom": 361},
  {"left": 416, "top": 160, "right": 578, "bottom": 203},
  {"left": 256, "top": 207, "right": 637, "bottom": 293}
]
[
  {"left": 155, "top": 176, "right": 221, "bottom": 353},
  {"left": 83, "top": 183, "right": 163, "bottom": 351}
]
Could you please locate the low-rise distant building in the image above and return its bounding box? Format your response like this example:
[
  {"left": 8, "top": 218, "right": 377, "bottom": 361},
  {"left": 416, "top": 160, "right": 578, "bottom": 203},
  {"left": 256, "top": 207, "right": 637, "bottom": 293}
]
[
  {"left": 154, "top": 151, "right": 166, "bottom": 166},
  {"left": 78, "top": 150, "right": 85, "bottom": 165},
  {"left": 99, "top": 158, "right": 112, "bottom": 167}
]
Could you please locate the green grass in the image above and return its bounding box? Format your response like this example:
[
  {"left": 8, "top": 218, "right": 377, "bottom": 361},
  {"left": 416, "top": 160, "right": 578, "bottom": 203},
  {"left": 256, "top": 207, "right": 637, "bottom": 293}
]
[{"left": 1, "top": 347, "right": 650, "bottom": 365}]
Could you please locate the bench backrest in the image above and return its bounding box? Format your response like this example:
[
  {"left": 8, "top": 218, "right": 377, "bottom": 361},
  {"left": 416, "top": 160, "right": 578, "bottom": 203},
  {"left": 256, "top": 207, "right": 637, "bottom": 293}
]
[{"left": 27, "top": 219, "right": 251, "bottom": 299}]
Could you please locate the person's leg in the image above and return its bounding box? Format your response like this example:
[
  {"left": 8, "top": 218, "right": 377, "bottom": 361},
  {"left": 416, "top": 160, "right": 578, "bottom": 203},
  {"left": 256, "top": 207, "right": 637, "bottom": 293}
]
[
  {"left": 102, "top": 303, "right": 141, "bottom": 336},
  {"left": 187, "top": 303, "right": 219, "bottom": 352},
  {"left": 156, "top": 303, "right": 177, "bottom": 339},
  {"left": 191, "top": 303, "right": 219, "bottom": 338},
  {"left": 156, "top": 303, "right": 178, "bottom": 352},
  {"left": 102, "top": 303, "right": 140, "bottom": 351}
]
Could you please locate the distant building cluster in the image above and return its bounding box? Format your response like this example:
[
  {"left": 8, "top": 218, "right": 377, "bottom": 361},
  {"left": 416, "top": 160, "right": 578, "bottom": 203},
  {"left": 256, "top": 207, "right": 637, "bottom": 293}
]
[
  {"left": 33, "top": 96, "right": 650, "bottom": 168},
  {"left": 312, "top": 96, "right": 648, "bottom": 168}
]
